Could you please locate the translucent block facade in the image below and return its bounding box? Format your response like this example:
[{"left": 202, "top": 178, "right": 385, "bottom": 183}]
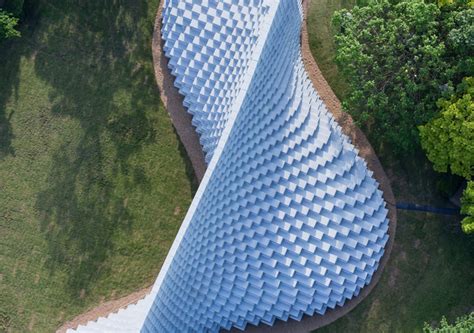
[
  {"left": 161, "top": 0, "right": 270, "bottom": 162},
  {"left": 69, "top": 0, "right": 390, "bottom": 332},
  {"left": 143, "top": 0, "right": 389, "bottom": 332}
]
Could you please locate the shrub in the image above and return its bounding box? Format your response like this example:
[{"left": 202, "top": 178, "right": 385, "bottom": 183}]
[
  {"left": 423, "top": 312, "right": 474, "bottom": 332},
  {"left": 0, "top": 9, "right": 20, "bottom": 40}
]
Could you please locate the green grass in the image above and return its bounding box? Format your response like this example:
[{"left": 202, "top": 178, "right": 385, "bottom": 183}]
[
  {"left": 307, "top": 1, "right": 474, "bottom": 332},
  {"left": 317, "top": 211, "right": 474, "bottom": 333},
  {"left": 0, "top": 1, "right": 196, "bottom": 331},
  {"left": 306, "top": 0, "right": 358, "bottom": 100}
]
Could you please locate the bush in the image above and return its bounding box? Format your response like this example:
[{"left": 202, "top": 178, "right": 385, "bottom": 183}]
[
  {"left": 419, "top": 77, "right": 474, "bottom": 233},
  {"left": 461, "top": 181, "right": 474, "bottom": 234},
  {"left": 0, "top": 9, "right": 20, "bottom": 40},
  {"left": 423, "top": 312, "right": 474, "bottom": 332},
  {"left": 419, "top": 77, "right": 474, "bottom": 179}
]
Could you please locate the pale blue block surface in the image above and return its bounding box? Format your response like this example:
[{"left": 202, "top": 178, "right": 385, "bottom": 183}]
[{"left": 141, "top": 0, "right": 390, "bottom": 332}]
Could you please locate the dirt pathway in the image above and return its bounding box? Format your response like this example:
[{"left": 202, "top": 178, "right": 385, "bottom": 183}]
[{"left": 151, "top": 2, "right": 207, "bottom": 181}]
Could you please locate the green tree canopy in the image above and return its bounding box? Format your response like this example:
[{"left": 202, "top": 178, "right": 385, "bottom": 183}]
[
  {"left": 461, "top": 181, "right": 474, "bottom": 234},
  {"left": 420, "top": 77, "right": 474, "bottom": 234},
  {"left": 439, "top": 2, "right": 474, "bottom": 82},
  {"left": 0, "top": 9, "right": 20, "bottom": 41},
  {"left": 419, "top": 77, "right": 474, "bottom": 179},
  {"left": 333, "top": 0, "right": 473, "bottom": 153},
  {"left": 333, "top": 0, "right": 450, "bottom": 152}
]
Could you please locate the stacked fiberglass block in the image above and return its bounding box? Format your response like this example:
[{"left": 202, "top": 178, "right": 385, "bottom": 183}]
[
  {"left": 161, "top": 0, "right": 269, "bottom": 162},
  {"left": 69, "top": 1, "right": 390, "bottom": 332},
  {"left": 141, "top": 0, "right": 390, "bottom": 332}
]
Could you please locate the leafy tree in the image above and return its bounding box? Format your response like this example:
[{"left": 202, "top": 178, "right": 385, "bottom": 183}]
[
  {"left": 333, "top": 0, "right": 472, "bottom": 153},
  {"left": 437, "top": 0, "right": 474, "bottom": 8},
  {"left": 461, "top": 181, "right": 474, "bottom": 234},
  {"left": 438, "top": 0, "right": 455, "bottom": 6},
  {"left": 0, "top": 9, "right": 20, "bottom": 41},
  {"left": 439, "top": 2, "right": 474, "bottom": 81},
  {"left": 423, "top": 312, "right": 474, "bottom": 332},
  {"left": 420, "top": 77, "right": 474, "bottom": 233},
  {"left": 419, "top": 77, "right": 473, "bottom": 179},
  {"left": 333, "top": 0, "right": 450, "bottom": 153}
]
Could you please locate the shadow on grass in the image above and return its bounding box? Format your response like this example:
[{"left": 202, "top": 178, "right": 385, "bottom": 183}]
[
  {"left": 32, "top": 0, "right": 189, "bottom": 298},
  {"left": 0, "top": 39, "right": 21, "bottom": 159},
  {"left": 0, "top": 1, "right": 39, "bottom": 159}
]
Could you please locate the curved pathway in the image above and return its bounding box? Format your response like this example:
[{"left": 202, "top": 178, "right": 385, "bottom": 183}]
[{"left": 151, "top": 2, "right": 206, "bottom": 181}]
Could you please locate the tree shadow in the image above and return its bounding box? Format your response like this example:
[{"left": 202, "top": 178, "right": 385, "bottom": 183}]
[
  {"left": 0, "top": 0, "right": 39, "bottom": 159},
  {"left": 35, "top": 131, "right": 134, "bottom": 293},
  {"left": 31, "top": 0, "right": 190, "bottom": 298},
  {"left": 0, "top": 37, "right": 21, "bottom": 159}
]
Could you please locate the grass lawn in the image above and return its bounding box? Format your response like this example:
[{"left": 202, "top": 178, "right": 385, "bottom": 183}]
[
  {"left": 307, "top": 1, "right": 474, "bottom": 332},
  {"left": 0, "top": 1, "right": 196, "bottom": 331},
  {"left": 306, "top": 0, "right": 358, "bottom": 100}
]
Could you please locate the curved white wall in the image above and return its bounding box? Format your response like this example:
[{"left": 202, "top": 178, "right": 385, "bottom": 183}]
[
  {"left": 70, "top": 1, "right": 390, "bottom": 332},
  {"left": 143, "top": 0, "right": 389, "bottom": 332}
]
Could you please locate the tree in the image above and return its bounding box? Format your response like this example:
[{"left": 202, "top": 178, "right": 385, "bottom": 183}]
[
  {"left": 437, "top": 0, "right": 474, "bottom": 8},
  {"left": 333, "top": 0, "right": 450, "bottom": 153},
  {"left": 461, "top": 181, "right": 474, "bottom": 234},
  {"left": 419, "top": 77, "right": 474, "bottom": 233},
  {"left": 438, "top": 0, "right": 455, "bottom": 6},
  {"left": 439, "top": 2, "right": 474, "bottom": 81},
  {"left": 423, "top": 312, "right": 474, "bottom": 332},
  {"left": 0, "top": 9, "right": 20, "bottom": 41},
  {"left": 419, "top": 77, "right": 473, "bottom": 179}
]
